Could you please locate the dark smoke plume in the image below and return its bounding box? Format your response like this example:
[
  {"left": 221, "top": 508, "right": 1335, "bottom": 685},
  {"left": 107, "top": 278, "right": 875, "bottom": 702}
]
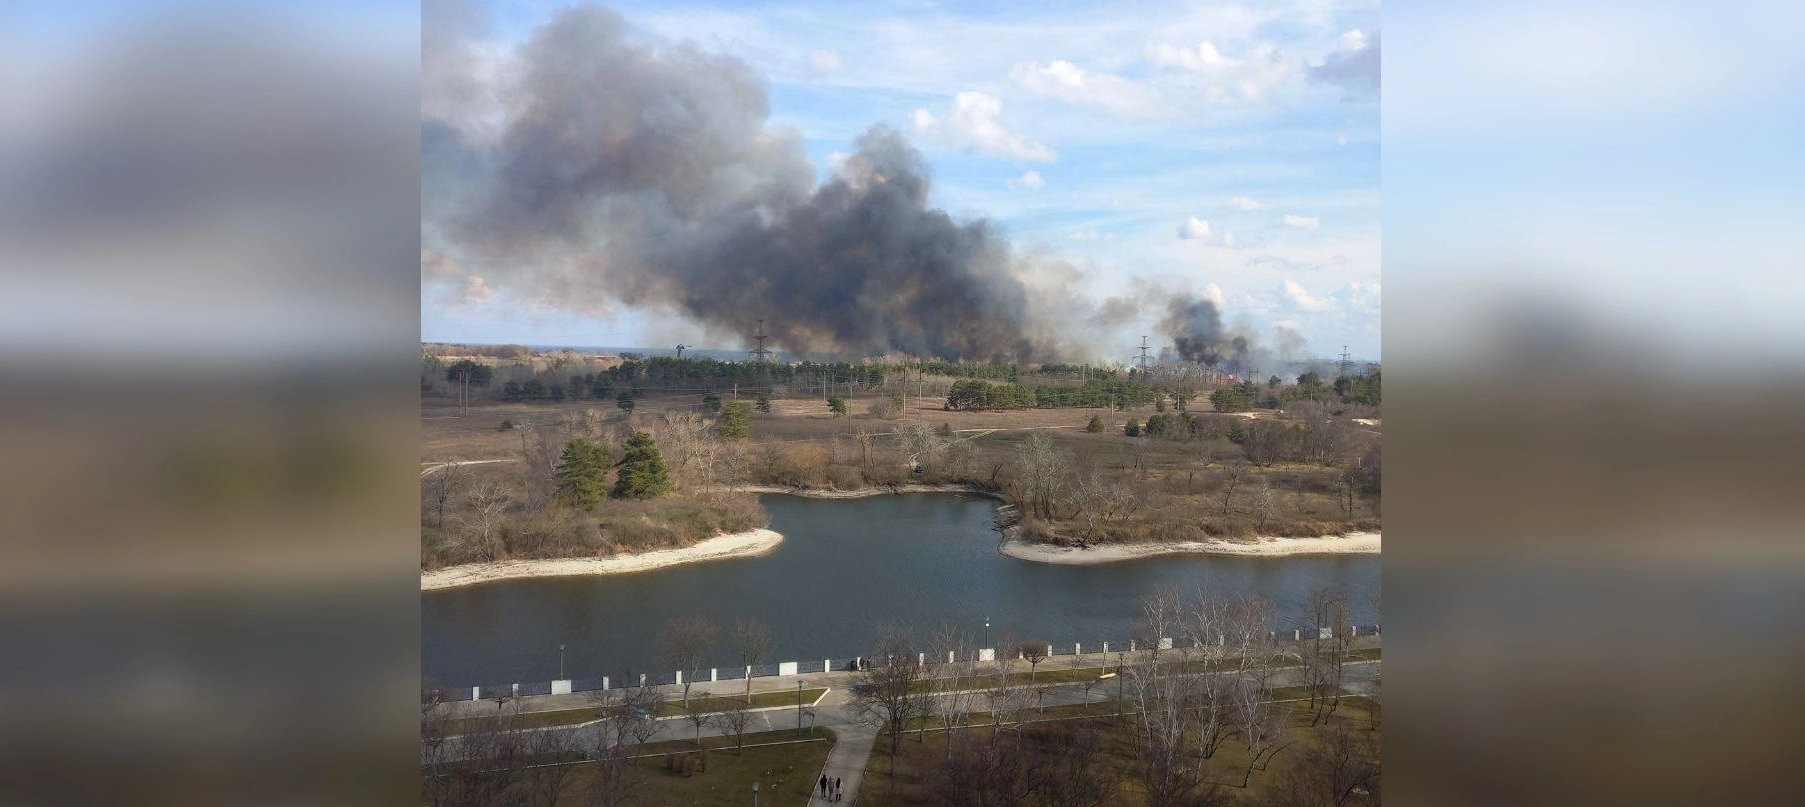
[
  {"left": 424, "top": 5, "right": 1054, "bottom": 362},
  {"left": 1159, "top": 295, "right": 1251, "bottom": 372}
]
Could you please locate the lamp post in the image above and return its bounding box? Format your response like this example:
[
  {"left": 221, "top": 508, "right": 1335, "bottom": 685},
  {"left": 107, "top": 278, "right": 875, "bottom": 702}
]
[
  {"left": 1116, "top": 651, "right": 1126, "bottom": 718},
  {"left": 796, "top": 679, "right": 806, "bottom": 737},
  {"left": 984, "top": 616, "right": 990, "bottom": 654},
  {"left": 558, "top": 644, "right": 566, "bottom": 680},
  {"left": 751, "top": 781, "right": 759, "bottom": 807}
]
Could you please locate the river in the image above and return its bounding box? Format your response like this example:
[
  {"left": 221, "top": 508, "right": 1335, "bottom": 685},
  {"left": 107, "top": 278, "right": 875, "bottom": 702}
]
[{"left": 421, "top": 493, "right": 1379, "bottom": 687}]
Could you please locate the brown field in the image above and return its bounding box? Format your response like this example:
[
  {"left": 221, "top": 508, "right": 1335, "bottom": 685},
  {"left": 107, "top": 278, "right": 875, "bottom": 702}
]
[{"left": 421, "top": 381, "right": 1379, "bottom": 569}]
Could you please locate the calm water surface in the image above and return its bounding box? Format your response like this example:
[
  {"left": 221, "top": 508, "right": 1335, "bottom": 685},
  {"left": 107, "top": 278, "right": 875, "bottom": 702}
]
[{"left": 421, "top": 494, "right": 1379, "bottom": 687}]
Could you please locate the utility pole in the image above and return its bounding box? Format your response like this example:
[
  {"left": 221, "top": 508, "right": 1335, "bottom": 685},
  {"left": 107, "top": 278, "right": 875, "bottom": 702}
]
[
  {"left": 459, "top": 369, "right": 469, "bottom": 418},
  {"left": 1137, "top": 337, "right": 1152, "bottom": 372},
  {"left": 749, "top": 320, "right": 772, "bottom": 364},
  {"left": 1339, "top": 346, "right": 1354, "bottom": 378}
]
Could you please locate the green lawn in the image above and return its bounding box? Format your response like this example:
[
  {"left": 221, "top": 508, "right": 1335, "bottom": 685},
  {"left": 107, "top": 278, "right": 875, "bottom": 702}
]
[
  {"left": 574, "top": 728, "right": 835, "bottom": 807},
  {"left": 444, "top": 687, "right": 828, "bottom": 735}
]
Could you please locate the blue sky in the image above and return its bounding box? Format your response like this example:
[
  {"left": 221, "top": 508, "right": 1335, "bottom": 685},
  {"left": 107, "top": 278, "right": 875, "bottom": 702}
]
[{"left": 422, "top": 0, "right": 1381, "bottom": 361}]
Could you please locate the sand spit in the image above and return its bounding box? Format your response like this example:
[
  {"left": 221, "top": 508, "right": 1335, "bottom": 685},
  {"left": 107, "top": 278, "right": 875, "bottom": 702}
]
[
  {"left": 421, "top": 528, "right": 783, "bottom": 591},
  {"left": 999, "top": 532, "right": 1380, "bottom": 564}
]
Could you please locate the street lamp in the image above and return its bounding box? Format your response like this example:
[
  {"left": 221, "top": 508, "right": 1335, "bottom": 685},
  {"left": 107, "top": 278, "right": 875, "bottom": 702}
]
[
  {"left": 751, "top": 781, "right": 759, "bottom": 807},
  {"left": 984, "top": 616, "right": 990, "bottom": 653},
  {"left": 1116, "top": 651, "right": 1126, "bottom": 717},
  {"left": 796, "top": 679, "right": 807, "bottom": 737},
  {"left": 558, "top": 643, "right": 566, "bottom": 680}
]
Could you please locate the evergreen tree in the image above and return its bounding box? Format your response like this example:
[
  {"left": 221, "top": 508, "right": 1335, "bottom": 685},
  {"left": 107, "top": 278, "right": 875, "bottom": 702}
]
[
  {"left": 754, "top": 395, "right": 771, "bottom": 413},
  {"left": 554, "top": 438, "right": 610, "bottom": 510},
  {"left": 701, "top": 393, "right": 723, "bottom": 413},
  {"left": 613, "top": 432, "right": 672, "bottom": 499},
  {"left": 1124, "top": 419, "right": 1142, "bottom": 437},
  {"left": 616, "top": 390, "right": 636, "bottom": 414},
  {"left": 1085, "top": 414, "right": 1104, "bottom": 433},
  {"left": 827, "top": 396, "right": 848, "bottom": 417},
  {"left": 718, "top": 401, "right": 752, "bottom": 440}
]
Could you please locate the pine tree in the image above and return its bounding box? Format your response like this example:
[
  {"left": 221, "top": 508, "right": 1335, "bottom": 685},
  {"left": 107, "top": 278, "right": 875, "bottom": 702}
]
[
  {"left": 754, "top": 396, "right": 771, "bottom": 414},
  {"left": 613, "top": 431, "right": 672, "bottom": 499},
  {"left": 827, "top": 396, "right": 847, "bottom": 417},
  {"left": 1124, "top": 419, "right": 1142, "bottom": 437},
  {"left": 718, "top": 401, "right": 752, "bottom": 440},
  {"left": 1085, "top": 414, "right": 1104, "bottom": 433},
  {"left": 554, "top": 438, "right": 610, "bottom": 510}
]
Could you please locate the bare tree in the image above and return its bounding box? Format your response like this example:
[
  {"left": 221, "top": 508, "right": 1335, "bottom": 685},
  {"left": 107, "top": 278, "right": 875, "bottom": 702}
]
[
  {"left": 709, "top": 697, "right": 754, "bottom": 754},
  {"left": 656, "top": 410, "right": 711, "bottom": 489},
  {"left": 929, "top": 624, "right": 979, "bottom": 758},
  {"left": 1019, "top": 641, "right": 1051, "bottom": 683},
  {"left": 658, "top": 616, "right": 717, "bottom": 712},
  {"left": 521, "top": 727, "right": 583, "bottom": 807},
  {"left": 849, "top": 627, "right": 932, "bottom": 772},
  {"left": 455, "top": 481, "right": 514, "bottom": 561},
  {"left": 1013, "top": 432, "right": 1071, "bottom": 521},
  {"left": 1227, "top": 598, "right": 1286, "bottom": 787},
  {"left": 1219, "top": 459, "right": 1249, "bottom": 516},
  {"left": 1270, "top": 721, "right": 1380, "bottom": 807},
  {"left": 728, "top": 618, "right": 773, "bottom": 703},
  {"left": 427, "top": 460, "right": 466, "bottom": 530}
]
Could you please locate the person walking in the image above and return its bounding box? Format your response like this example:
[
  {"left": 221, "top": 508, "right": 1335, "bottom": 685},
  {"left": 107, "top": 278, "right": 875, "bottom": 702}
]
[
  {"left": 819, "top": 774, "right": 828, "bottom": 799},
  {"left": 834, "top": 777, "right": 843, "bottom": 802}
]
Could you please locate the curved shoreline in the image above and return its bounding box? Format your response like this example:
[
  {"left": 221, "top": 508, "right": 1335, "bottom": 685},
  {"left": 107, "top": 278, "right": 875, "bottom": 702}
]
[
  {"left": 729, "top": 483, "right": 1005, "bottom": 500},
  {"left": 998, "top": 531, "right": 1380, "bottom": 563},
  {"left": 421, "top": 528, "right": 783, "bottom": 591}
]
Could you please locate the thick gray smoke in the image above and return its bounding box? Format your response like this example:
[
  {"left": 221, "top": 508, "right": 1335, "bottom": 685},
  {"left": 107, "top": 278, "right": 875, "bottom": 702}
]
[
  {"left": 1159, "top": 295, "right": 1251, "bottom": 372},
  {"left": 424, "top": 5, "right": 1050, "bottom": 362}
]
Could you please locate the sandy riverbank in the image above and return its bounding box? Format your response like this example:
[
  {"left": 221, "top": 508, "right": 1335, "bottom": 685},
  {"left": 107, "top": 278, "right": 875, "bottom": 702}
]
[
  {"left": 728, "top": 483, "right": 1004, "bottom": 500},
  {"left": 999, "top": 531, "right": 1380, "bottom": 563},
  {"left": 421, "top": 528, "right": 783, "bottom": 591}
]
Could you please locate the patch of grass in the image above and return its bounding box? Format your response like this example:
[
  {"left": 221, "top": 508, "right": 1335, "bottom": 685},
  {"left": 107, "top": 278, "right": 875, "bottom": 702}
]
[
  {"left": 861, "top": 695, "right": 1380, "bottom": 806},
  {"left": 664, "top": 687, "right": 828, "bottom": 716}
]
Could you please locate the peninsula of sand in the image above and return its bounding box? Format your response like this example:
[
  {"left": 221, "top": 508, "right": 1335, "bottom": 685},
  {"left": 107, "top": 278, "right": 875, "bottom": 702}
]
[
  {"left": 420, "top": 528, "right": 783, "bottom": 591},
  {"left": 999, "top": 531, "right": 1380, "bottom": 564}
]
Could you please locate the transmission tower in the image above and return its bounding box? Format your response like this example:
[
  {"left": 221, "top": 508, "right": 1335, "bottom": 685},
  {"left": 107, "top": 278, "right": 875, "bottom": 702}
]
[
  {"left": 1338, "top": 346, "right": 1354, "bottom": 378},
  {"left": 1136, "top": 336, "right": 1152, "bottom": 371},
  {"left": 749, "top": 320, "right": 773, "bottom": 364}
]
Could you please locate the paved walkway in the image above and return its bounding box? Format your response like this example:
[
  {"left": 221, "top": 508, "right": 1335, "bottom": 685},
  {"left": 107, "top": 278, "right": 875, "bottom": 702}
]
[{"left": 810, "top": 725, "right": 877, "bottom": 806}]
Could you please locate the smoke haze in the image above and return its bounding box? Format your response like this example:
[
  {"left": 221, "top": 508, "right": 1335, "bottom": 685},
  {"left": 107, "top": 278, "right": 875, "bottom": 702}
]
[{"left": 423, "top": 3, "right": 1311, "bottom": 366}]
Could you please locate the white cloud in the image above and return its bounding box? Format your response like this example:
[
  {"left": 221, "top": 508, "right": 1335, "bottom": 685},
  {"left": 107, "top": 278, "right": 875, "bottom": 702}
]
[
  {"left": 1203, "top": 282, "right": 1226, "bottom": 308},
  {"left": 1177, "top": 216, "right": 1212, "bottom": 240},
  {"left": 808, "top": 50, "right": 842, "bottom": 72},
  {"left": 1310, "top": 30, "right": 1380, "bottom": 92},
  {"left": 1281, "top": 279, "right": 1334, "bottom": 312},
  {"left": 913, "top": 91, "right": 1056, "bottom": 163},
  {"left": 1229, "top": 195, "right": 1268, "bottom": 211},
  {"left": 1148, "top": 39, "right": 1300, "bottom": 104},
  {"left": 1337, "top": 132, "right": 1349, "bottom": 146},
  {"left": 1011, "top": 59, "right": 1160, "bottom": 117},
  {"left": 1068, "top": 229, "right": 1119, "bottom": 242},
  {"left": 1223, "top": 231, "right": 1237, "bottom": 248},
  {"left": 1008, "top": 170, "right": 1046, "bottom": 190},
  {"left": 1283, "top": 214, "right": 1320, "bottom": 230}
]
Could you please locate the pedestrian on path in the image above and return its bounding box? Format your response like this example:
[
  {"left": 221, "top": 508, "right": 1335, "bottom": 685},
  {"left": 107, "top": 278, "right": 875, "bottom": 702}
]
[
  {"left": 819, "top": 774, "right": 828, "bottom": 798},
  {"left": 834, "top": 777, "right": 842, "bottom": 801}
]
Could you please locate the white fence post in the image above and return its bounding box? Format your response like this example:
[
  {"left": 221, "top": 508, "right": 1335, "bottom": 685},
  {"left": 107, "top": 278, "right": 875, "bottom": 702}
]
[
  {"left": 510, "top": 683, "right": 519, "bottom": 697},
  {"left": 745, "top": 665, "right": 752, "bottom": 679},
  {"left": 471, "top": 686, "right": 479, "bottom": 701},
  {"left": 552, "top": 680, "right": 572, "bottom": 695},
  {"left": 1158, "top": 637, "right": 1173, "bottom": 650},
  {"left": 602, "top": 676, "right": 609, "bottom": 690},
  {"left": 947, "top": 650, "right": 956, "bottom": 664},
  {"left": 675, "top": 671, "right": 683, "bottom": 686},
  {"left": 778, "top": 661, "right": 799, "bottom": 677},
  {"left": 639, "top": 673, "right": 646, "bottom": 687},
  {"left": 1075, "top": 642, "right": 1082, "bottom": 656},
  {"left": 1102, "top": 641, "right": 1109, "bottom": 654},
  {"left": 711, "top": 668, "right": 718, "bottom": 682}
]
